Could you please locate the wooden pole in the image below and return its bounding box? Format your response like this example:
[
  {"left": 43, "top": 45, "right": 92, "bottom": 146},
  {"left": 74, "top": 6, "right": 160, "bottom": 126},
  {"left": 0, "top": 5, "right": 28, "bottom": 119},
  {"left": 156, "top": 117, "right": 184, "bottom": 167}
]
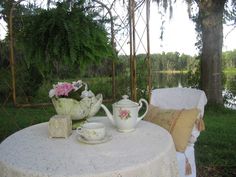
[
  {"left": 128, "top": 0, "right": 133, "bottom": 100},
  {"left": 146, "top": 0, "right": 152, "bottom": 101},
  {"left": 110, "top": 8, "right": 116, "bottom": 101},
  {"left": 9, "top": 4, "right": 17, "bottom": 106},
  {"left": 132, "top": 0, "right": 137, "bottom": 102},
  {"left": 129, "top": 0, "right": 137, "bottom": 101}
]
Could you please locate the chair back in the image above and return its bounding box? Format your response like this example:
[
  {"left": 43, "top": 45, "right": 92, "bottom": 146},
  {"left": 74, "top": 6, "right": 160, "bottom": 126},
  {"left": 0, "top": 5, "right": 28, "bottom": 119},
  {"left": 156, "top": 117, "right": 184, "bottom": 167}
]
[{"left": 150, "top": 87, "right": 207, "bottom": 118}]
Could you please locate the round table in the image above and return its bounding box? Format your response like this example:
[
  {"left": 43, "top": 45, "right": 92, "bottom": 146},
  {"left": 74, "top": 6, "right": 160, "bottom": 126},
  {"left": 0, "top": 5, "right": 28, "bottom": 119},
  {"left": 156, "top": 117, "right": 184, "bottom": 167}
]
[{"left": 0, "top": 117, "right": 179, "bottom": 177}]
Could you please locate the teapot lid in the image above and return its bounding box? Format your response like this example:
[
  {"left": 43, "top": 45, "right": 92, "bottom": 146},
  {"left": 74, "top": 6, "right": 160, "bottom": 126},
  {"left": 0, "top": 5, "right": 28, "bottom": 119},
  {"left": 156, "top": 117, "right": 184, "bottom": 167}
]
[{"left": 114, "top": 95, "right": 138, "bottom": 107}]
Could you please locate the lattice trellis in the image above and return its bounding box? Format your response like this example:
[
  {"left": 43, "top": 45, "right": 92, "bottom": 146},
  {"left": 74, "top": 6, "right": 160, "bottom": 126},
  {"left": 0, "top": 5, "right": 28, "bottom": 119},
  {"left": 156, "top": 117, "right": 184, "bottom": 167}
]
[{"left": 87, "top": 0, "right": 152, "bottom": 101}]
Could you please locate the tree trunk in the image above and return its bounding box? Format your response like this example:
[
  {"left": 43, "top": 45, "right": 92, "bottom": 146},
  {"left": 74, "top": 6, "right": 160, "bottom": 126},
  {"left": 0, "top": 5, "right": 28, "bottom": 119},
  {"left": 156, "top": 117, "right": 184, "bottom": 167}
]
[{"left": 198, "top": 0, "right": 226, "bottom": 104}]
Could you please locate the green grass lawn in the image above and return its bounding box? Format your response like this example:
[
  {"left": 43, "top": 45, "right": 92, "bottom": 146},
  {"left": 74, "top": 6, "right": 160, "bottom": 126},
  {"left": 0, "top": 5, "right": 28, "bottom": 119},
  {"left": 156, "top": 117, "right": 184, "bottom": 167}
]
[
  {"left": 0, "top": 104, "right": 236, "bottom": 176},
  {"left": 195, "top": 106, "right": 236, "bottom": 167},
  {"left": 0, "top": 106, "right": 55, "bottom": 141},
  {"left": 195, "top": 106, "right": 236, "bottom": 177}
]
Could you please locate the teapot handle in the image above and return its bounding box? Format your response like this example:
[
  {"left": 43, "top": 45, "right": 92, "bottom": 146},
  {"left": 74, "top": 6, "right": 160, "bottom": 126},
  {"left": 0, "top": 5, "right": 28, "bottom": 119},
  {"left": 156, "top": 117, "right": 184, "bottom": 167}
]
[{"left": 137, "top": 99, "right": 149, "bottom": 122}]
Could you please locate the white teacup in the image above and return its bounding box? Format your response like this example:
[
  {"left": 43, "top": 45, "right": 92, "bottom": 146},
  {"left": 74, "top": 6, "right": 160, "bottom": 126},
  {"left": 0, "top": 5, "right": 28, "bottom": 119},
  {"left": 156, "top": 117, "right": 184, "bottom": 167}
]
[{"left": 76, "top": 122, "right": 105, "bottom": 141}]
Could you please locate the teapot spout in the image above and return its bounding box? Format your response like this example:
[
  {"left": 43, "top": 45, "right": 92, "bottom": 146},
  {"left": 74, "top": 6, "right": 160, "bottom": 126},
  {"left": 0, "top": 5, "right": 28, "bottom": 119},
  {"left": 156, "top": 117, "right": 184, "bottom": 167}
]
[{"left": 101, "top": 104, "right": 115, "bottom": 125}]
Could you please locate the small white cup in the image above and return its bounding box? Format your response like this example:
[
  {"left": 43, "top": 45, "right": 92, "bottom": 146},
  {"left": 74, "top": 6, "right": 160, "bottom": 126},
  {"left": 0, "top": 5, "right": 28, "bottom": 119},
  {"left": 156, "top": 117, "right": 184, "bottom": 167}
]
[{"left": 76, "top": 122, "right": 105, "bottom": 141}]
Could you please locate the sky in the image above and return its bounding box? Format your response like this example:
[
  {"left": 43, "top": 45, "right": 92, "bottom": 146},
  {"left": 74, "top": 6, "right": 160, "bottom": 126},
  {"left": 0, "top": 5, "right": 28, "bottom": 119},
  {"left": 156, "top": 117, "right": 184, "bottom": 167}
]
[
  {"left": 148, "top": 1, "right": 236, "bottom": 55},
  {"left": 0, "top": 0, "right": 235, "bottom": 56}
]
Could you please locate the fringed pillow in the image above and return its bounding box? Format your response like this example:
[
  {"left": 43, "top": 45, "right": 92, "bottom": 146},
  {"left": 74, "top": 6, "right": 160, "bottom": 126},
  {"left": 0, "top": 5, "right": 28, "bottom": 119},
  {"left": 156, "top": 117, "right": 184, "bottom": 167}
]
[{"left": 144, "top": 105, "right": 199, "bottom": 152}]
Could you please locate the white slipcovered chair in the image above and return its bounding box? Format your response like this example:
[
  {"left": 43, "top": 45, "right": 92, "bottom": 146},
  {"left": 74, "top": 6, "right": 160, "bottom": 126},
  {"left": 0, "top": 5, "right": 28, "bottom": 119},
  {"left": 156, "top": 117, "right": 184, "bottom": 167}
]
[{"left": 149, "top": 87, "right": 207, "bottom": 177}]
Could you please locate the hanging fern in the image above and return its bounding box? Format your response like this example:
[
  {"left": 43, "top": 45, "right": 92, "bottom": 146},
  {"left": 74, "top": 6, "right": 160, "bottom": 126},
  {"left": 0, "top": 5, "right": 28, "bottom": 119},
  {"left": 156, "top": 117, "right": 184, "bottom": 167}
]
[{"left": 17, "top": 1, "right": 113, "bottom": 77}]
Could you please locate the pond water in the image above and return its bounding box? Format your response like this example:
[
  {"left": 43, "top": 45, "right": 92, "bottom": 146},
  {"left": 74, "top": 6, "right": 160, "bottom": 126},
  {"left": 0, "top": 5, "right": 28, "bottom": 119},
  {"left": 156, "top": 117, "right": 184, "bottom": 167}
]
[{"left": 152, "top": 72, "right": 236, "bottom": 109}]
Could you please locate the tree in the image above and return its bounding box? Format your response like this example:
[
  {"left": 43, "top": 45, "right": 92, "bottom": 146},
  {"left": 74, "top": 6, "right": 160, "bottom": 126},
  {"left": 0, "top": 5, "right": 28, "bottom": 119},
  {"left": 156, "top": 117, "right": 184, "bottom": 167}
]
[
  {"left": 197, "top": 0, "right": 226, "bottom": 104},
  {"left": 154, "top": 0, "right": 236, "bottom": 105}
]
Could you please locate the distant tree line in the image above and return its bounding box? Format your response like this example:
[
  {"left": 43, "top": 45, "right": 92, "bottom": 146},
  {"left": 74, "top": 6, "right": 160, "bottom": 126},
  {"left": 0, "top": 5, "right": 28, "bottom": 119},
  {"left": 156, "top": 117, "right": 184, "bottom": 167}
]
[
  {"left": 152, "top": 50, "right": 236, "bottom": 71},
  {"left": 118, "top": 50, "right": 236, "bottom": 74},
  {"left": 150, "top": 52, "right": 197, "bottom": 72}
]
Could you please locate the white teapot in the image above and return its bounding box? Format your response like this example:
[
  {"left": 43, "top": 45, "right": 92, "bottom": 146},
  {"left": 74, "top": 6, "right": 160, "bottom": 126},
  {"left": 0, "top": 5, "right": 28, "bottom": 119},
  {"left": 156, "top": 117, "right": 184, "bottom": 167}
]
[{"left": 101, "top": 95, "right": 148, "bottom": 132}]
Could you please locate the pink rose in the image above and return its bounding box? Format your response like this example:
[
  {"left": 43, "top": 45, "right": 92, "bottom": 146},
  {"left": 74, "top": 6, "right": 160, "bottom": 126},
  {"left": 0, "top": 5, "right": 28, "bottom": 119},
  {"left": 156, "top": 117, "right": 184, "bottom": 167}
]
[
  {"left": 119, "top": 109, "right": 131, "bottom": 120},
  {"left": 54, "top": 82, "right": 75, "bottom": 97}
]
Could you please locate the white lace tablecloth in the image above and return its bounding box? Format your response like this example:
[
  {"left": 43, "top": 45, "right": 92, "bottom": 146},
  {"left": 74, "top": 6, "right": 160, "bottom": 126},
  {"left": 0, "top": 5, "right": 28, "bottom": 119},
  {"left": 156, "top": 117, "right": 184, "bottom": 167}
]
[{"left": 0, "top": 117, "right": 179, "bottom": 177}]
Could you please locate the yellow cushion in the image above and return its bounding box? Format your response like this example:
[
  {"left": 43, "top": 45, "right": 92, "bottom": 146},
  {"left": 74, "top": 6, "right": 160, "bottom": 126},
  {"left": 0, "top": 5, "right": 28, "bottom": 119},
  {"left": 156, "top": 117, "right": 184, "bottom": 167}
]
[{"left": 144, "top": 105, "right": 199, "bottom": 152}]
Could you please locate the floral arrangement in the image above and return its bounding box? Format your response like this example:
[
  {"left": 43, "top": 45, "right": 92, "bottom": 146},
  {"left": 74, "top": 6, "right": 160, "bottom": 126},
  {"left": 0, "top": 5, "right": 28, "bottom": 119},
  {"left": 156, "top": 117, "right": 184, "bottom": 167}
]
[
  {"left": 49, "top": 80, "right": 102, "bottom": 120},
  {"left": 49, "top": 80, "right": 94, "bottom": 100}
]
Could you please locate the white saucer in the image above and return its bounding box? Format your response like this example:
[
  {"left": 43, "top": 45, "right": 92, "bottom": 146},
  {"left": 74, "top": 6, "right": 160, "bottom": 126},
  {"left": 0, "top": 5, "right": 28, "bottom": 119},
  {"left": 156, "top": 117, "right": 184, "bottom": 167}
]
[{"left": 77, "top": 133, "right": 112, "bottom": 144}]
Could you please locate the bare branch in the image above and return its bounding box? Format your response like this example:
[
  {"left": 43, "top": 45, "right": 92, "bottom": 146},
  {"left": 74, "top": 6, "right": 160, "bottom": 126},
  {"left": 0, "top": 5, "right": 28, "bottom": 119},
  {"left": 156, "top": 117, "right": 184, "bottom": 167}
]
[
  {"left": 0, "top": 22, "right": 7, "bottom": 32},
  {"left": 225, "top": 25, "right": 236, "bottom": 39}
]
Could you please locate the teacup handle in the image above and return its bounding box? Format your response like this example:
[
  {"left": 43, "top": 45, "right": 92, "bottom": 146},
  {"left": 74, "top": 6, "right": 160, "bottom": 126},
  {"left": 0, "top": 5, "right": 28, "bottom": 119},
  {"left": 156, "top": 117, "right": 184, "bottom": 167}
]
[
  {"left": 76, "top": 127, "right": 84, "bottom": 136},
  {"left": 137, "top": 98, "right": 149, "bottom": 122}
]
